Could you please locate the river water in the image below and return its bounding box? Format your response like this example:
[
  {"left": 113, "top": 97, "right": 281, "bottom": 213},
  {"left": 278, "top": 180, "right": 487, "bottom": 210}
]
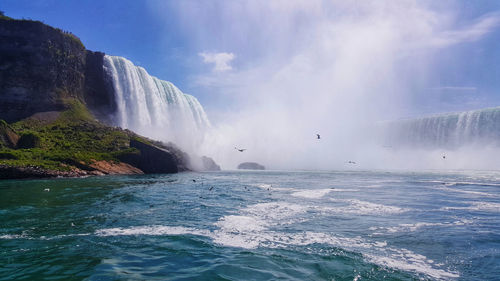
[{"left": 1, "top": 170, "right": 499, "bottom": 280}]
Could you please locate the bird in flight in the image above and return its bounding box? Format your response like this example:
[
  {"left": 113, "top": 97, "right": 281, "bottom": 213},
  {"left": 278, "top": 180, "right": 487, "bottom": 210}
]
[
  {"left": 234, "top": 147, "right": 246, "bottom": 152},
  {"left": 347, "top": 161, "right": 356, "bottom": 164},
  {"left": 316, "top": 134, "right": 321, "bottom": 139}
]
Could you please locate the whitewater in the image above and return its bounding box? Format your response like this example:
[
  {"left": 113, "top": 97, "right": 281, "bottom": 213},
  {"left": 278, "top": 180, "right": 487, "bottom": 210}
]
[{"left": 1, "top": 170, "right": 499, "bottom": 280}]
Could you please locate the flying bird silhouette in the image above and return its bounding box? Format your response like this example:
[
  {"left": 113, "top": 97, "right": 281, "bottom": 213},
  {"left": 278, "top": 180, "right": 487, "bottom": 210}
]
[
  {"left": 234, "top": 147, "right": 246, "bottom": 152},
  {"left": 316, "top": 134, "right": 321, "bottom": 139}
]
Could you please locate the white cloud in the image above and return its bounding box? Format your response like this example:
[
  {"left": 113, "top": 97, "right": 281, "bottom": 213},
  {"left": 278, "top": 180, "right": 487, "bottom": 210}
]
[
  {"left": 199, "top": 52, "right": 235, "bottom": 72},
  {"left": 429, "top": 12, "right": 500, "bottom": 47}
]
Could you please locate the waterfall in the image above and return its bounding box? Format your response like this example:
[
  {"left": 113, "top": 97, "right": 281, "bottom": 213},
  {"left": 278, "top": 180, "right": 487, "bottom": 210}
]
[
  {"left": 103, "top": 55, "right": 210, "bottom": 151},
  {"left": 387, "top": 107, "right": 500, "bottom": 148}
]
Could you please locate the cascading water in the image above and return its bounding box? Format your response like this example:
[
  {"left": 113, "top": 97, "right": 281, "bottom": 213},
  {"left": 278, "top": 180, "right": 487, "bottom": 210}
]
[
  {"left": 103, "top": 55, "right": 210, "bottom": 152},
  {"left": 386, "top": 107, "right": 500, "bottom": 148}
]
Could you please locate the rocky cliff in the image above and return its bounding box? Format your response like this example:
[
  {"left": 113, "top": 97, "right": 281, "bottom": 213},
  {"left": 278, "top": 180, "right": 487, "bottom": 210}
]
[
  {"left": 0, "top": 16, "right": 116, "bottom": 122},
  {"left": 0, "top": 15, "right": 219, "bottom": 178}
]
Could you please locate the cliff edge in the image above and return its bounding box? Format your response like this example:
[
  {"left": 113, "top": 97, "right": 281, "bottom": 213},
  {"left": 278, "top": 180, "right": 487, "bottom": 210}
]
[{"left": 0, "top": 15, "right": 218, "bottom": 178}]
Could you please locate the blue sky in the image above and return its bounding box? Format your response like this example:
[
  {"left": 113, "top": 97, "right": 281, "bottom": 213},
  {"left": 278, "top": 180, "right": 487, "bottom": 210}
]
[{"left": 2, "top": 0, "right": 500, "bottom": 120}]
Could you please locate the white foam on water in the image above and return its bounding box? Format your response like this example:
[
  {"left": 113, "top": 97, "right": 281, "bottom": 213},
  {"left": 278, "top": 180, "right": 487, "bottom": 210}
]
[
  {"left": 95, "top": 225, "right": 209, "bottom": 237},
  {"left": 420, "top": 180, "right": 500, "bottom": 198},
  {"left": 250, "top": 184, "right": 295, "bottom": 192},
  {"left": 253, "top": 184, "right": 273, "bottom": 189},
  {"left": 242, "top": 202, "right": 308, "bottom": 225},
  {"left": 365, "top": 251, "right": 459, "bottom": 280},
  {"left": 0, "top": 232, "right": 91, "bottom": 240},
  {"left": 0, "top": 234, "right": 26, "bottom": 239},
  {"left": 89, "top": 217, "right": 456, "bottom": 280},
  {"left": 441, "top": 201, "right": 500, "bottom": 212},
  {"left": 291, "top": 188, "right": 333, "bottom": 199},
  {"left": 58, "top": 221, "right": 460, "bottom": 280},
  {"left": 322, "top": 199, "right": 408, "bottom": 215},
  {"left": 51, "top": 197, "right": 453, "bottom": 280},
  {"left": 346, "top": 199, "right": 407, "bottom": 214},
  {"left": 271, "top": 231, "right": 373, "bottom": 249},
  {"left": 370, "top": 220, "right": 472, "bottom": 233},
  {"left": 209, "top": 231, "right": 263, "bottom": 249},
  {"left": 249, "top": 230, "right": 457, "bottom": 280},
  {"left": 446, "top": 181, "right": 500, "bottom": 188},
  {"left": 214, "top": 215, "right": 267, "bottom": 232},
  {"left": 328, "top": 188, "right": 360, "bottom": 192},
  {"left": 209, "top": 200, "right": 455, "bottom": 280},
  {"left": 435, "top": 186, "right": 499, "bottom": 198}
]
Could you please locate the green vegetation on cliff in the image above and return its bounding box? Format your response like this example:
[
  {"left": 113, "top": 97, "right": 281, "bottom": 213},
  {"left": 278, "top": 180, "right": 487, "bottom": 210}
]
[
  {"left": 0, "top": 13, "right": 201, "bottom": 178},
  {"left": 0, "top": 101, "right": 141, "bottom": 172}
]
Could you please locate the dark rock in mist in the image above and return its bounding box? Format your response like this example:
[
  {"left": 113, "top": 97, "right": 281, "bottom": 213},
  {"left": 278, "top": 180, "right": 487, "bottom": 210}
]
[
  {"left": 201, "top": 156, "right": 221, "bottom": 171},
  {"left": 237, "top": 162, "right": 265, "bottom": 170}
]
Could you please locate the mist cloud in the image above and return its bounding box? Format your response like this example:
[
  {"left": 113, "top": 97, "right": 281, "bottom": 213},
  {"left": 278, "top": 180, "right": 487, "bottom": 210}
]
[
  {"left": 199, "top": 52, "right": 235, "bottom": 72},
  {"left": 149, "top": 0, "right": 500, "bottom": 170},
  {"left": 428, "top": 12, "right": 500, "bottom": 48}
]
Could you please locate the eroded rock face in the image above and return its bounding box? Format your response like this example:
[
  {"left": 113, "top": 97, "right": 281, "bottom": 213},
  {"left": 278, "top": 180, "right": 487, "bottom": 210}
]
[
  {"left": 237, "top": 162, "right": 265, "bottom": 170},
  {"left": 84, "top": 51, "right": 116, "bottom": 123},
  {"left": 0, "top": 18, "right": 116, "bottom": 123},
  {"left": 118, "top": 139, "right": 178, "bottom": 174},
  {"left": 0, "top": 19, "right": 86, "bottom": 122}
]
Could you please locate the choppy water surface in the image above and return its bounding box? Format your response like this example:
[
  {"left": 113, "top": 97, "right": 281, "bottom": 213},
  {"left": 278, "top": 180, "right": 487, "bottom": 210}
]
[{"left": 1, "top": 170, "right": 499, "bottom": 280}]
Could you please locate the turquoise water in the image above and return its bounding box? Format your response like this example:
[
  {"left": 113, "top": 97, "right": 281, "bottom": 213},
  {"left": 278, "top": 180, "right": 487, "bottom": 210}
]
[{"left": 1, "top": 170, "right": 499, "bottom": 280}]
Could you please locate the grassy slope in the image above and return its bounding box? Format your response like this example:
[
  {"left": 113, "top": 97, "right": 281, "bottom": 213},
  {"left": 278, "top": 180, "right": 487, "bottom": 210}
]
[
  {"left": 0, "top": 13, "right": 154, "bottom": 174},
  {"left": 0, "top": 101, "right": 140, "bottom": 172}
]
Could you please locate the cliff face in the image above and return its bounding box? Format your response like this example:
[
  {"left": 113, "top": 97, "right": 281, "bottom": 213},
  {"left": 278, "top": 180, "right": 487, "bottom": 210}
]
[
  {"left": 0, "top": 16, "right": 220, "bottom": 177},
  {"left": 84, "top": 51, "right": 116, "bottom": 123},
  {"left": 0, "top": 18, "right": 116, "bottom": 122}
]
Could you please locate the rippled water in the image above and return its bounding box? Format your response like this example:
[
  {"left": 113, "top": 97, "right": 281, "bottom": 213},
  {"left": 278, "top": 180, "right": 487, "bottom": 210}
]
[{"left": 1, "top": 170, "right": 499, "bottom": 280}]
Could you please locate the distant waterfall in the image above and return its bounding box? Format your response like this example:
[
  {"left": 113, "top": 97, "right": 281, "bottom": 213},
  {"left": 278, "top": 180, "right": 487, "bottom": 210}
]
[
  {"left": 387, "top": 107, "right": 500, "bottom": 148},
  {"left": 103, "top": 55, "right": 210, "bottom": 150}
]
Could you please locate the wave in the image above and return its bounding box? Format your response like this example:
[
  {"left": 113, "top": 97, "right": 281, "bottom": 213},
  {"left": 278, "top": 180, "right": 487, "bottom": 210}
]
[
  {"left": 1, "top": 199, "right": 455, "bottom": 280},
  {"left": 91, "top": 222, "right": 458, "bottom": 279},
  {"left": 291, "top": 188, "right": 334, "bottom": 199},
  {"left": 440, "top": 201, "right": 500, "bottom": 212},
  {"left": 369, "top": 219, "right": 473, "bottom": 233},
  {"left": 320, "top": 199, "right": 408, "bottom": 215}
]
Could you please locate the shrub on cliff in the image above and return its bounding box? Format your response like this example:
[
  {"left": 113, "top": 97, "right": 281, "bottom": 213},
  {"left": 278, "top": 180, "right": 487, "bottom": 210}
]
[{"left": 17, "top": 132, "right": 41, "bottom": 149}]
